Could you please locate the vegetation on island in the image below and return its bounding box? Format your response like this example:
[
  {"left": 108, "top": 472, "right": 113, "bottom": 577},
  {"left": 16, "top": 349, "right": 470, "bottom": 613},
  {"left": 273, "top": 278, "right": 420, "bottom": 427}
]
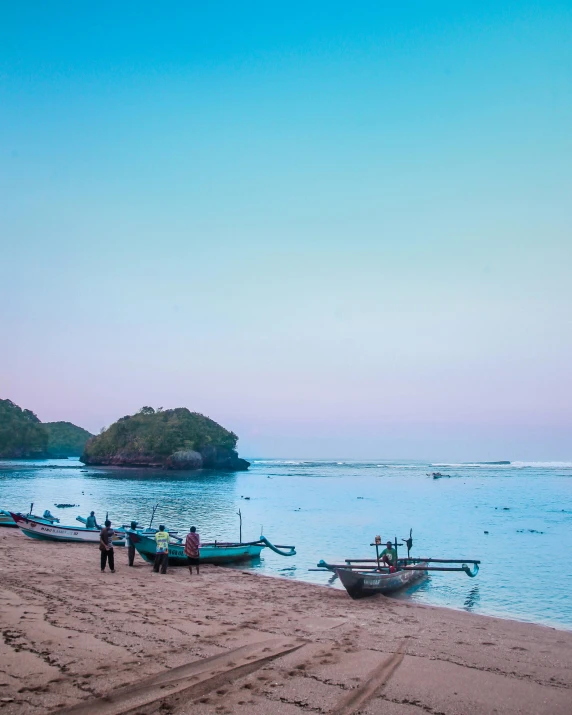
[
  {"left": 81, "top": 406, "right": 249, "bottom": 470},
  {"left": 0, "top": 399, "right": 247, "bottom": 470},
  {"left": 0, "top": 399, "right": 93, "bottom": 459},
  {"left": 0, "top": 399, "right": 48, "bottom": 458},
  {"left": 44, "top": 421, "right": 94, "bottom": 458}
]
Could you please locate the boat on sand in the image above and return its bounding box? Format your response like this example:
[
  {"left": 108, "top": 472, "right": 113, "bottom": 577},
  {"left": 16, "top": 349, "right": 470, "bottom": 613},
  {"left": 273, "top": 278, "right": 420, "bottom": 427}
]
[
  {"left": 1, "top": 507, "right": 60, "bottom": 528},
  {"left": 129, "top": 531, "right": 295, "bottom": 566},
  {"left": 10, "top": 513, "right": 125, "bottom": 545}
]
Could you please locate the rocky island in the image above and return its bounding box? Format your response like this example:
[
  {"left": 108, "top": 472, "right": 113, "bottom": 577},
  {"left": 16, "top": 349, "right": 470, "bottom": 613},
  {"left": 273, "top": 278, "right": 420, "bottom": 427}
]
[
  {"left": 80, "top": 406, "right": 250, "bottom": 471},
  {"left": 0, "top": 398, "right": 93, "bottom": 458}
]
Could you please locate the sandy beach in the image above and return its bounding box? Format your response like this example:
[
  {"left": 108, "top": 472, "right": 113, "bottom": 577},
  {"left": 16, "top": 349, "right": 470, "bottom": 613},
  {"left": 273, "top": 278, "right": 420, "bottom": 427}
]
[{"left": 0, "top": 529, "right": 570, "bottom": 715}]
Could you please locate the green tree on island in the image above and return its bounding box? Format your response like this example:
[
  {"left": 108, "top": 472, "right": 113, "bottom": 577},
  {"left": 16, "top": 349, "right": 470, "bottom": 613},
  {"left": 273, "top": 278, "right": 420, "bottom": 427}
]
[
  {"left": 81, "top": 407, "right": 249, "bottom": 471},
  {"left": 0, "top": 399, "right": 48, "bottom": 458}
]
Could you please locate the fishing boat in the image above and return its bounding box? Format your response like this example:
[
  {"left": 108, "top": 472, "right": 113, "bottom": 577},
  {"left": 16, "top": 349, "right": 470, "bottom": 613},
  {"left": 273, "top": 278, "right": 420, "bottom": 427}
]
[
  {"left": 315, "top": 531, "right": 479, "bottom": 599},
  {"left": 129, "top": 531, "right": 295, "bottom": 566},
  {"left": 0, "top": 510, "right": 18, "bottom": 527},
  {"left": 335, "top": 562, "right": 429, "bottom": 599},
  {"left": 0, "top": 507, "right": 60, "bottom": 528},
  {"left": 9, "top": 513, "right": 125, "bottom": 545}
]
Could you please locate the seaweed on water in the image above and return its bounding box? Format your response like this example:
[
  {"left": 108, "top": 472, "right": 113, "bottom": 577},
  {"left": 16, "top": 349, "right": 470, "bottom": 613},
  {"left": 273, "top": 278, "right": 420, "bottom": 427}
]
[{"left": 517, "top": 529, "right": 544, "bottom": 534}]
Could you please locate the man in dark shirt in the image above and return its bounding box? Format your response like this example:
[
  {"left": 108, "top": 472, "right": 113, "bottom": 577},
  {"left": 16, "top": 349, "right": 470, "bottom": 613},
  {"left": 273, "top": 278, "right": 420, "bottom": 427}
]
[
  {"left": 127, "top": 521, "right": 138, "bottom": 566},
  {"left": 99, "top": 520, "right": 116, "bottom": 573}
]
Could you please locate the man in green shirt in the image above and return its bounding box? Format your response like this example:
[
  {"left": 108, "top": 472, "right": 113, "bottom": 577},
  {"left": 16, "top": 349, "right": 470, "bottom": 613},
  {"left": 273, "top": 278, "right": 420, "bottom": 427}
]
[
  {"left": 380, "top": 541, "right": 398, "bottom": 571},
  {"left": 86, "top": 511, "right": 100, "bottom": 529},
  {"left": 153, "top": 525, "right": 169, "bottom": 574}
]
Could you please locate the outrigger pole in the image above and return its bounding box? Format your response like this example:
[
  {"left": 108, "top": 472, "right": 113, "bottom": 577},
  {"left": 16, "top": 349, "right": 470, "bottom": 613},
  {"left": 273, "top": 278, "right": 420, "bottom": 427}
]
[{"left": 148, "top": 503, "right": 159, "bottom": 529}]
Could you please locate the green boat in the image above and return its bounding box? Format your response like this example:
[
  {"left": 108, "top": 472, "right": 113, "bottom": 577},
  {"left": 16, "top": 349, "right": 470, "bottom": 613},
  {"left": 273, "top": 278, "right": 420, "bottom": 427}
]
[
  {"left": 129, "top": 531, "right": 295, "bottom": 566},
  {"left": 0, "top": 510, "right": 18, "bottom": 527}
]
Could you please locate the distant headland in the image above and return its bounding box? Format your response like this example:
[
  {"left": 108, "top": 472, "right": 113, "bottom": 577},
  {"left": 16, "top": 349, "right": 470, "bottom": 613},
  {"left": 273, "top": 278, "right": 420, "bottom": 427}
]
[
  {"left": 81, "top": 406, "right": 250, "bottom": 471},
  {"left": 0, "top": 400, "right": 249, "bottom": 471},
  {"left": 0, "top": 399, "right": 93, "bottom": 459}
]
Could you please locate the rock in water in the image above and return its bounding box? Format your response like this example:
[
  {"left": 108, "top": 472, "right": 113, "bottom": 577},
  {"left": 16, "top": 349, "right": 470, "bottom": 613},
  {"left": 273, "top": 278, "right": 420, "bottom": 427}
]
[
  {"left": 199, "top": 445, "right": 250, "bottom": 471},
  {"left": 166, "top": 450, "right": 203, "bottom": 470}
]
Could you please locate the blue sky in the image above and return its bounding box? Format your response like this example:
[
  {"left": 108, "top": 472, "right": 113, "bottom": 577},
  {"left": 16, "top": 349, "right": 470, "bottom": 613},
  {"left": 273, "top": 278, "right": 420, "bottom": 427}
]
[{"left": 1, "top": 2, "right": 571, "bottom": 459}]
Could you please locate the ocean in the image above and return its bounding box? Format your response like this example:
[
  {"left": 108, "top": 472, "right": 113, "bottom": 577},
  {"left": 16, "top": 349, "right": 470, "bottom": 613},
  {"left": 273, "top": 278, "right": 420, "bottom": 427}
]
[{"left": 1, "top": 458, "right": 571, "bottom": 630}]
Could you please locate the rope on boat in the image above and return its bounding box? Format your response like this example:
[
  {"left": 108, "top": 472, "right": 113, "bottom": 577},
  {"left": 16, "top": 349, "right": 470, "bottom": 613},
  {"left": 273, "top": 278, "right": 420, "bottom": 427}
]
[{"left": 258, "top": 536, "right": 296, "bottom": 557}]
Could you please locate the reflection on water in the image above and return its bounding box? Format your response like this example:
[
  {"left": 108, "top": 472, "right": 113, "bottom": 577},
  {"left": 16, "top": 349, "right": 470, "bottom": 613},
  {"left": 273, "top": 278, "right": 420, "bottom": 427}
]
[
  {"left": 1, "top": 458, "right": 571, "bottom": 629},
  {"left": 464, "top": 585, "right": 481, "bottom": 612}
]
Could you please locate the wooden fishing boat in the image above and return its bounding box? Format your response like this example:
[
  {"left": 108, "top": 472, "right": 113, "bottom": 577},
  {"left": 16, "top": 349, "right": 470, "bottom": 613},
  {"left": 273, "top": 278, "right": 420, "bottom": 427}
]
[
  {"left": 335, "top": 562, "right": 429, "bottom": 599},
  {"left": 129, "top": 532, "right": 295, "bottom": 566},
  {"left": 1, "top": 509, "right": 60, "bottom": 528},
  {"left": 10, "top": 513, "right": 125, "bottom": 545},
  {"left": 314, "top": 530, "right": 480, "bottom": 599}
]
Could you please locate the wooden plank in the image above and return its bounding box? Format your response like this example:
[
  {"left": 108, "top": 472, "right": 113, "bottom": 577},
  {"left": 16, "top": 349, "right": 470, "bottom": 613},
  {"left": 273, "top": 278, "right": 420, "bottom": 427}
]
[{"left": 55, "top": 637, "right": 304, "bottom": 715}]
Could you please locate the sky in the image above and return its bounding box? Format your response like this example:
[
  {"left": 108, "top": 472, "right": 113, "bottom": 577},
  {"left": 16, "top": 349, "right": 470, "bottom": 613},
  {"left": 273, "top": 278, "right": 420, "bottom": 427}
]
[{"left": 1, "top": 2, "right": 571, "bottom": 460}]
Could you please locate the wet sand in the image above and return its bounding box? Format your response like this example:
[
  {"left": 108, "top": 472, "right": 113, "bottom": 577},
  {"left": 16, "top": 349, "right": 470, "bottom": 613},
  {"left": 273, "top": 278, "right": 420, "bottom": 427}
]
[{"left": 0, "top": 529, "right": 570, "bottom": 714}]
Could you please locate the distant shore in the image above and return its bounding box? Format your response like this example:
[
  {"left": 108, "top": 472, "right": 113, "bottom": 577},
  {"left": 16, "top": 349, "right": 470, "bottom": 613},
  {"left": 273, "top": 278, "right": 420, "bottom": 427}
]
[{"left": 0, "top": 529, "right": 570, "bottom": 714}]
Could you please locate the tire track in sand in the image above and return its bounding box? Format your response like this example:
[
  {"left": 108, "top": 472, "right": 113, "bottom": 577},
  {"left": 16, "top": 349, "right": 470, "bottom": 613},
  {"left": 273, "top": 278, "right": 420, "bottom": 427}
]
[{"left": 330, "top": 639, "right": 408, "bottom": 715}]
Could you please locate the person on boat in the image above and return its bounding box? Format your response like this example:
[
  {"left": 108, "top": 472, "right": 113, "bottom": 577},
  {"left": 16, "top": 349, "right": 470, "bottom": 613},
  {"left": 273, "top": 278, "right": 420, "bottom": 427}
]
[
  {"left": 127, "top": 521, "right": 138, "bottom": 567},
  {"left": 380, "top": 541, "right": 398, "bottom": 572},
  {"left": 99, "top": 520, "right": 116, "bottom": 573},
  {"left": 153, "top": 524, "right": 169, "bottom": 575},
  {"left": 86, "top": 511, "right": 100, "bottom": 530},
  {"left": 184, "top": 526, "right": 201, "bottom": 575}
]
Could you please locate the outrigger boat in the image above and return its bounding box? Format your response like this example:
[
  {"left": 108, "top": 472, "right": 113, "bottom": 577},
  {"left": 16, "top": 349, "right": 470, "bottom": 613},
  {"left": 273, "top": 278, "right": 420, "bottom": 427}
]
[
  {"left": 129, "top": 531, "right": 295, "bottom": 566},
  {"left": 1, "top": 504, "right": 60, "bottom": 528},
  {"left": 315, "top": 531, "right": 480, "bottom": 600},
  {"left": 9, "top": 512, "right": 125, "bottom": 545}
]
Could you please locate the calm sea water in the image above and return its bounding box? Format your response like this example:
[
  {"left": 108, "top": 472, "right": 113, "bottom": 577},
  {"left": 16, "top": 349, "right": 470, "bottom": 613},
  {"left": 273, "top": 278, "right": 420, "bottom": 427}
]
[{"left": 1, "top": 458, "right": 571, "bottom": 630}]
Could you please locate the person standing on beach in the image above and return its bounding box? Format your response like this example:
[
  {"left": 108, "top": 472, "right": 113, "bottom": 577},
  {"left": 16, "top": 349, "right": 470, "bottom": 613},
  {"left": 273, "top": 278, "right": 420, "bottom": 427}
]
[
  {"left": 99, "top": 520, "right": 115, "bottom": 573},
  {"left": 86, "top": 511, "right": 100, "bottom": 529},
  {"left": 184, "top": 526, "right": 201, "bottom": 575},
  {"left": 153, "top": 524, "right": 169, "bottom": 574},
  {"left": 127, "top": 521, "right": 138, "bottom": 566}
]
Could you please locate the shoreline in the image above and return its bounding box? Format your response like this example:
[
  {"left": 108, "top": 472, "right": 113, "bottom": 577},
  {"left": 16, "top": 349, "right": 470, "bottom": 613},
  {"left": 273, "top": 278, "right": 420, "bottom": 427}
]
[{"left": 1, "top": 529, "right": 571, "bottom": 714}]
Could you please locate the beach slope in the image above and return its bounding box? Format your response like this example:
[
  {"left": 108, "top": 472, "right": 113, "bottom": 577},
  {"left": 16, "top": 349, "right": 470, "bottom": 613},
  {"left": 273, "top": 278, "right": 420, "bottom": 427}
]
[{"left": 0, "top": 529, "right": 570, "bottom": 714}]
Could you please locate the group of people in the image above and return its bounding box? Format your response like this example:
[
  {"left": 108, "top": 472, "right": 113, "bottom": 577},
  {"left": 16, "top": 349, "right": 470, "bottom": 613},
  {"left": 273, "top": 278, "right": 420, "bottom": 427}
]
[{"left": 94, "top": 512, "right": 201, "bottom": 576}]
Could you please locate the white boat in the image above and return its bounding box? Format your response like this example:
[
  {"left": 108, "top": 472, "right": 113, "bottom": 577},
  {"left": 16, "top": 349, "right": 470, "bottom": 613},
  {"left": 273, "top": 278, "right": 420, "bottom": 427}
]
[{"left": 10, "top": 513, "right": 125, "bottom": 545}]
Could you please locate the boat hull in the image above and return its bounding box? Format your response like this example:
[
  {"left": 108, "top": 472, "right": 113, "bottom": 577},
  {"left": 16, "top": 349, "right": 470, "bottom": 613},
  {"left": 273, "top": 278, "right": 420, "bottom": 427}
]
[
  {"left": 0, "top": 510, "right": 17, "bottom": 527},
  {"left": 10, "top": 513, "right": 125, "bottom": 545},
  {"left": 336, "top": 563, "right": 428, "bottom": 599},
  {"left": 130, "top": 532, "right": 264, "bottom": 566}
]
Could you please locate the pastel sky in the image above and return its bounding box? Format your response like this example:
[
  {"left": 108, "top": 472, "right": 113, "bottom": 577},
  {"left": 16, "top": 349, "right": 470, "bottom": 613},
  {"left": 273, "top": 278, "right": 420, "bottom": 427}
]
[{"left": 1, "top": 2, "right": 571, "bottom": 460}]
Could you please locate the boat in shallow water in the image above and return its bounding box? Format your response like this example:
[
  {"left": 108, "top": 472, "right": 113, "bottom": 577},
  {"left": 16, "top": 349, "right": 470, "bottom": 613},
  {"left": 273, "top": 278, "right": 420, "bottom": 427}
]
[
  {"left": 10, "top": 513, "right": 125, "bottom": 545},
  {"left": 129, "top": 531, "right": 295, "bottom": 566},
  {"left": 335, "top": 562, "right": 429, "bottom": 599},
  {"left": 315, "top": 529, "right": 480, "bottom": 599}
]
